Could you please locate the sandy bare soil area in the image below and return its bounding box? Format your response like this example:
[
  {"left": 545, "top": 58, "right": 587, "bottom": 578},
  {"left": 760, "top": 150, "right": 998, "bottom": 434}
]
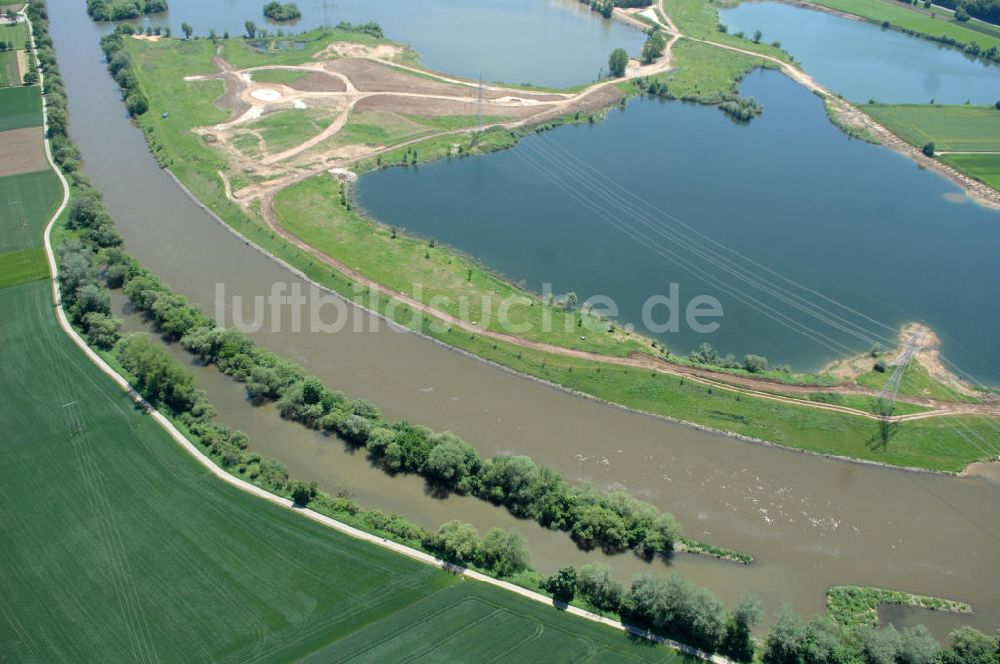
[{"left": 0, "top": 126, "right": 49, "bottom": 176}]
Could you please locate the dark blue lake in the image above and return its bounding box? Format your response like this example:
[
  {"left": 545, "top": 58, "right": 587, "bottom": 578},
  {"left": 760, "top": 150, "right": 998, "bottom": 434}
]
[{"left": 358, "top": 71, "right": 1000, "bottom": 381}]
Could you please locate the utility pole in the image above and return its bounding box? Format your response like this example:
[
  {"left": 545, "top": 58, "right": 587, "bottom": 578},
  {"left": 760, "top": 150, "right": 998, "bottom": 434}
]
[
  {"left": 314, "top": 0, "right": 336, "bottom": 31},
  {"left": 875, "top": 332, "right": 923, "bottom": 421},
  {"left": 477, "top": 74, "right": 484, "bottom": 131}
]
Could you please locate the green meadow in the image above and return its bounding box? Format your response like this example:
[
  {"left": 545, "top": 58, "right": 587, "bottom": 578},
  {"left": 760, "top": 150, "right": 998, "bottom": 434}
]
[
  {"left": 0, "top": 20, "right": 29, "bottom": 50},
  {"left": 0, "top": 169, "right": 62, "bottom": 252},
  {"left": 0, "top": 84, "right": 42, "bottom": 130},
  {"left": 942, "top": 152, "right": 1000, "bottom": 190},
  {"left": 864, "top": 104, "right": 1000, "bottom": 152}
]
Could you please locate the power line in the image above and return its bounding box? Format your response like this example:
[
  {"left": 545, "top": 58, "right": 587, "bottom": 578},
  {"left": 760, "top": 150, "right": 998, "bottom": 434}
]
[{"left": 314, "top": 0, "right": 337, "bottom": 31}]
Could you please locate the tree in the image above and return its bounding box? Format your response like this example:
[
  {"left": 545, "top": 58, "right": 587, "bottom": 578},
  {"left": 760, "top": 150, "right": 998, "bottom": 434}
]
[
  {"left": 691, "top": 341, "right": 721, "bottom": 364},
  {"left": 856, "top": 625, "right": 902, "bottom": 664},
  {"left": 897, "top": 625, "right": 940, "bottom": 664},
  {"left": 922, "top": 142, "right": 935, "bottom": 157},
  {"left": 424, "top": 435, "right": 478, "bottom": 489},
  {"left": 955, "top": 4, "right": 970, "bottom": 21},
  {"left": 263, "top": 1, "right": 302, "bottom": 21},
  {"left": 608, "top": 47, "right": 629, "bottom": 78},
  {"left": 803, "top": 616, "right": 852, "bottom": 664},
  {"left": 22, "top": 65, "right": 37, "bottom": 86},
  {"left": 83, "top": 312, "right": 122, "bottom": 350},
  {"left": 641, "top": 31, "right": 667, "bottom": 64},
  {"left": 722, "top": 594, "right": 763, "bottom": 662},
  {"left": 743, "top": 354, "right": 768, "bottom": 373},
  {"left": 72, "top": 283, "right": 111, "bottom": 324},
  {"left": 541, "top": 566, "right": 577, "bottom": 602},
  {"left": 564, "top": 292, "right": 578, "bottom": 312},
  {"left": 116, "top": 333, "right": 198, "bottom": 413},
  {"left": 764, "top": 606, "right": 806, "bottom": 664},
  {"left": 340, "top": 414, "right": 372, "bottom": 443},
  {"left": 475, "top": 455, "right": 542, "bottom": 515},
  {"left": 576, "top": 563, "right": 624, "bottom": 612},
  {"left": 301, "top": 377, "right": 326, "bottom": 404},
  {"left": 753, "top": 29, "right": 763, "bottom": 43},
  {"left": 995, "top": 100, "right": 1000, "bottom": 110},
  {"left": 624, "top": 573, "right": 666, "bottom": 626},
  {"left": 938, "top": 627, "right": 998, "bottom": 664},
  {"left": 479, "top": 528, "right": 529, "bottom": 577},
  {"left": 289, "top": 479, "right": 317, "bottom": 505},
  {"left": 429, "top": 520, "right": 481, "bottom": 564},
  {"left": 639, "top": 512, "right": 680, "bottom": 555},
  {"left": 181, "top": 22, "right": 193, "bottom": 39},
  {"left": 5, "top": 9, "right": 17, "bottom": 24}
]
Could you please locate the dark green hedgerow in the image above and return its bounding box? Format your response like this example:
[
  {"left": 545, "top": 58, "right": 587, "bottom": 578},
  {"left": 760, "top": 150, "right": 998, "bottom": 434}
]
[
  {"left": 114, "top": 255, "right": 689, "bottom": 561},
  {"left": 100, "top": 29, "right": 149, "bottom": 116}
]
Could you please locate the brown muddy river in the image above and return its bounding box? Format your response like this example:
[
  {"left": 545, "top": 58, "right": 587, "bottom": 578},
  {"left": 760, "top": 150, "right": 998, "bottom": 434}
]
[{"left": 51, "top": 0, "right": 1000, "bottom": 635}]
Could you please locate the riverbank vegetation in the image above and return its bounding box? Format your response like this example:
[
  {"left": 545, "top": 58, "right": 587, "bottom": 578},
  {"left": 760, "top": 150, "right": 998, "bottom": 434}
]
[
  {"left": 262, "top": 1, "right": 301, "bottom": 22},
  {"left": 632, "top": 38, "right": 777, "bottom": 108},
  {"left": 86, "top": 0, "right": 167, "bottom": 22},
  {"left": 92, "top": 239, "right": 757, "bottom": 564},
  {"left": 933, "top": 0, "right": 1000, "bottom": 23},
  {"left": 826, "top": 586, "right": 972, "bottom": 628},
  {"left": 804, "top": 0, "right": 1000, "bottom": 59},
  {"left": 100, "top": 30, "right": 149, "bottom": 116}
]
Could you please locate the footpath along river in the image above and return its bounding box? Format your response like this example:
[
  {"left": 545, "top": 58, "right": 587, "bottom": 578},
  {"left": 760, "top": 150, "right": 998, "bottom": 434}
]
[{"left": 47, "top": 0, "right": 1000, "bottom": 634}]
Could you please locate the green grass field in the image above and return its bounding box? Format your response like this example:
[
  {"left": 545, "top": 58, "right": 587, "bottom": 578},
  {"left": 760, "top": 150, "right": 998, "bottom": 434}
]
[
  {"left": 0, "top": 245, "right": 47, "bottom": 287},
  {"left": 0, "top": 84, "right": 42, "bottom": 130},
  {"left": 646, "top": 38, "right": 777, "bottom": 102},
  {"left": 941, "top": 152, "right": 1000, "bottom": 190},
  {"left": 249, "top": 107, "right": 338, "bottom": 153},
  {"left": 667, "top": 0, "right": 790, "bottom": 60},
  {"left": 0, "top": 170, "right": 62, "bottom": 252},
  {"left": 302, "top": 581, "right": 679, "bottom": 663},
  {"left": 0, "top": 49, "right": 16, "bottom": 86},
  {"left": 856, "top": 361, "right": 976, "bottom": 402},
  {"left": 1, "top": 285, "right": 687, "bottom": 659},
  {"left": 0, "top": 20, "right": 29, "bottom": 50},
  {"left": 864, "top": 105, "right": 1000, "bottom": 151},
  {"left": 807, "top": 0, "right": 1000, "bottom": 51}
]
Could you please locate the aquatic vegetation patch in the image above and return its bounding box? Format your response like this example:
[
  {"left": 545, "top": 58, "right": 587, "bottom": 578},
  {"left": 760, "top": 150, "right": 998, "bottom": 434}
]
[{"left": 826, "top": 586, "right": 972, "bottom": 627}]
